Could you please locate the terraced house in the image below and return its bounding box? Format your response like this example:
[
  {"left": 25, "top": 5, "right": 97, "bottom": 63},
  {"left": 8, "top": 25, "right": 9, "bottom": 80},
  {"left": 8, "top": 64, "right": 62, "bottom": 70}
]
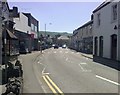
[
  {"left": 72, "top": 18, "right": 93, "bottom": 54},
  {"left": 93, "top": 0, "right": 120, "bottom": 67}
]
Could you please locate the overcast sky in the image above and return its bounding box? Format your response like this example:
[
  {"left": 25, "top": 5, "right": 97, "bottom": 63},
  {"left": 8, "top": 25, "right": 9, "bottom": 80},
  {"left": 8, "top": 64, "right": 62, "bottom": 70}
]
[{"left": 8, "top": 1, "right": 102, "bottom": 33}]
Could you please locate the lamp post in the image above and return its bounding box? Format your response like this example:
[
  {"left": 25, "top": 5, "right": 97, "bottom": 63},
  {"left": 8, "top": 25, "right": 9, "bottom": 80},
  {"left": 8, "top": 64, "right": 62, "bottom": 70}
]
[
  {"left": 44, "top": 23, "right": 52, "bottom": 48},
  {"left": 44, "top": 23, "right": 52, "bottom": 37}
]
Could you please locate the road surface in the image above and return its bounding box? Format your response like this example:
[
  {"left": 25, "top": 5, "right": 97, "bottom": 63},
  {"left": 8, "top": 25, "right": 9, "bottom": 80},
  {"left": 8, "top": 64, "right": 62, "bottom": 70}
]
[{"left": 19, "top": 48, "right": 119, "bottom": 94}]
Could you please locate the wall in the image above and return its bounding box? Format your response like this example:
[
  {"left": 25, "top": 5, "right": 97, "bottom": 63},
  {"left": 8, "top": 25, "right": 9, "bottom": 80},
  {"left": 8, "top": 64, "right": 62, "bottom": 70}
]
[
  {"left": 93, "top": 1, "right": 118, "bottom": 60},
  {"left": 0, "top": 1, "right": 2, "bottom": 65}
]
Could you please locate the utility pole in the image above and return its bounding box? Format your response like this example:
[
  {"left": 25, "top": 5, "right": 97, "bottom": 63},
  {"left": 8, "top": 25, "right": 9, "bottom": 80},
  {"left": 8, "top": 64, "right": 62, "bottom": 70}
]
[{"left": 45, "top": 23, "right": 46, "bottom": 37}]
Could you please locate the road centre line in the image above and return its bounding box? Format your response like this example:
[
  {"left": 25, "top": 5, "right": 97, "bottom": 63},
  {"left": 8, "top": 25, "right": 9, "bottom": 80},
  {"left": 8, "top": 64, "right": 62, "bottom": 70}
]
[
  {"left": 96, "top": 75, "right": 120, "bottom": 86},
  {"left": 42, "top": 76, "right": 58, "bottom": 95},
  {"left": 46, "top": 75, "right": 64, "bottom": 95}
]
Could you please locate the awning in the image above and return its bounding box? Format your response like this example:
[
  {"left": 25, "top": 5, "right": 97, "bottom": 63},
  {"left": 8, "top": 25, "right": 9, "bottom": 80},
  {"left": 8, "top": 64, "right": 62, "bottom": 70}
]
[{"left": 2, "top": 29, "right": 18, "bottom": 39}]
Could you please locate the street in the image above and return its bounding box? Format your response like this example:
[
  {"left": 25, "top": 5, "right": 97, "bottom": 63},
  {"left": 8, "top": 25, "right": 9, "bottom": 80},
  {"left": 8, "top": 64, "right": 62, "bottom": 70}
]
[{"left": 19, "top": 48, "right": 119, "bottom": 94}]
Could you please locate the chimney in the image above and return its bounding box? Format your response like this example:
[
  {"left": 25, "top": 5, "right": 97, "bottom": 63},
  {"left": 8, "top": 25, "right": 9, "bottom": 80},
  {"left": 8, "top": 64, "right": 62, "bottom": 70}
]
[
  {"left": 13, "top": 7, "right": 18, "bottom": 17},
  {"left": 91, "top": 14, "right": 93, "bottom": 20}
]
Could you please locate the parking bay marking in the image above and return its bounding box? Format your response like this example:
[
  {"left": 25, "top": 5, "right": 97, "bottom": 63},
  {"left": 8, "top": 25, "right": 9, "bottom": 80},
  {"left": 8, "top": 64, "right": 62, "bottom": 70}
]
[
  {"left": 96, "top": 75, "right": 120, "bottom": 86},
  {"left": 42, "top": 75, "right": 64, "bottom": 95}
]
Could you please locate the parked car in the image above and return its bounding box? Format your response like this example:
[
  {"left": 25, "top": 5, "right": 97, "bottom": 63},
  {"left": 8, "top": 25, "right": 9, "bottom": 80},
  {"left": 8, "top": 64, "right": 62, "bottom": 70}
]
[
  {"left": 62, "top": 44, "right": 67, "bottom": 48},
  {"left": 54, "top": 45, "right": 59, "bottom": 49},
  {"left": 52, "top": 44, "right": 55, "bottom": 47}
]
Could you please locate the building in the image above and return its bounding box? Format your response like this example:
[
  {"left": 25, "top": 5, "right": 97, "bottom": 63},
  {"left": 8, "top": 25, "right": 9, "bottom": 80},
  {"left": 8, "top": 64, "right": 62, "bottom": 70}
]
[
  {"left": 57, "top": 35, "right": 70, "bottom": 47},
  {"left": 23, "top": 13, "right": 39, "bottom": 51},
  {"left": 93, "top": 0, "right": 120, "bottom": 68},
  {"left": 1, "top": 2, "right": 18, "bottom": 64},
  {"left": 0, "top": 1, "right": 2, "bottom": 65},
  {"left": 10, "top": 7, "right": 33, "bottom": 53},
  {"left": 71, "top": 19, "right": 93, "bottom": 54}
]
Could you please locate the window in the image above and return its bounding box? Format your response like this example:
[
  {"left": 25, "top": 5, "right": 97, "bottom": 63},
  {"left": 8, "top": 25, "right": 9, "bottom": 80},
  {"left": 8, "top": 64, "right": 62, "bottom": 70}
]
[
  {"left": 94, "top": 37, "right": 98, "bottom": 55},
  {"left": 31, "top": 23, "right": 34, "bottom": 31},
  {"left": 99, "top": 36, "right": 103, "bottom": 57},
  {"left": 97, "top": 13, "right": 101, "bottom": 26},
  {"left": 35, "top": 26, "right": 37, "bottom": 32},
  {"left": 89, "top": 25, "right": 92, "bottom": 34},
  {"left": 86, "top": 27, "right": 88, "bottom": 35},
  {"left": 112, "top": 4, "right": 117, "bottom": 21}
]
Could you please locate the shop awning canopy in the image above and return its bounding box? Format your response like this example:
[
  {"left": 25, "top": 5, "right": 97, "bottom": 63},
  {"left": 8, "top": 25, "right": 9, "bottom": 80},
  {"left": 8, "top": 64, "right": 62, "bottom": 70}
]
[{"left": 2, "top": 29, "right": 18, "bottom": 39}]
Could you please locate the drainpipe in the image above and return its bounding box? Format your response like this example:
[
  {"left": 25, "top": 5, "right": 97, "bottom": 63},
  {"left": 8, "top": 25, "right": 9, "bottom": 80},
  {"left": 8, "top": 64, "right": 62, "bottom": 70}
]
[{"left": 118, "top": 2, "right": 120, "bottom": 62}]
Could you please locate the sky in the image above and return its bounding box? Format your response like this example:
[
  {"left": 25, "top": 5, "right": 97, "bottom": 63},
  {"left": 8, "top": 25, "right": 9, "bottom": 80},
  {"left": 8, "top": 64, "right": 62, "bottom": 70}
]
[{"left": 8, "top": 1, "right": 102, "bottom": 33}]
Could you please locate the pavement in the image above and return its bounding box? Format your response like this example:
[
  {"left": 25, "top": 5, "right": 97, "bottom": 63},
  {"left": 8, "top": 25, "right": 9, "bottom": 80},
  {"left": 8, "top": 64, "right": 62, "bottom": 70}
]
[
  {"left": 81, "top": 52, "right": 93, "bottom": 59},
  {"left": 0, "top": 55, "right": 23, "bottom": 94}
]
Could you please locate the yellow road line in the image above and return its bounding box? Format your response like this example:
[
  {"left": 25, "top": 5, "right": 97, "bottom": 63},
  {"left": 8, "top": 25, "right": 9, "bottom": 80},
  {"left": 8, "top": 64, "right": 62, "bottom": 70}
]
[
  {"left": 46, "top": 75, "right": 64, "bottom": 95},
  {"left": 42, "top": 76, "right": 58, "bottom": 95}
]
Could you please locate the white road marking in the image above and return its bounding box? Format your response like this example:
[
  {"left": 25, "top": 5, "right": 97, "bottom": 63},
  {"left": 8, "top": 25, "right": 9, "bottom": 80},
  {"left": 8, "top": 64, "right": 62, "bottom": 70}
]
[
  {"left": 96, "top": 75, "right": 120, "bottom": 86},
  {"left": 78, "top": 63, "right": 91, "bottom": 72},
  {"left": 42, "top": 68, "right": 50, "bottom": 75},
  {"left": 65, "top": 52, "right": 68, "bottom": 53},
  {"left": 54, "top": 51, "right": 56, "bottom": 53},
  {"left": 80, "top": 62, "right": 87, "bottom": 65},
  {"left": 60, "top": 51, "right": 62, "bottom": 53},
  {"left": 79, "top": 64, "right": 85, "bottom": 71},
  {"left": 86, "top": 58, "right": 88, "bottom": 60},
  {"left": 66, "top": 58, "right": 68, "bottom": 61},
  {"left": 71, "top": 52, "right": 74, "bottom": 54},
  {"left": 39, "top": 62, "right": 43, "bottom": 65},
  {"left": 76, "top": 52, "right": 79, "bottom": 54}
]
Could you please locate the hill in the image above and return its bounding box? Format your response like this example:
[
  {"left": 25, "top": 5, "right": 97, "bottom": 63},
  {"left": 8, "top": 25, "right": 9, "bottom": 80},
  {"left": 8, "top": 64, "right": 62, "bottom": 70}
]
[{"left": 39, "top": 31, "right": 72, "bottom": 37}]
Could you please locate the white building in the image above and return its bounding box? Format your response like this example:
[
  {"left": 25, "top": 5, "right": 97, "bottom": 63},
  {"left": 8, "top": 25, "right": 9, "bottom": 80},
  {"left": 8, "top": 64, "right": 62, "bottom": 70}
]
[
  {"left": 93, "top": 0, "right": 120, "bottom": 61},
  {"left": 13, "top": 12, "right": 31, "bottom": 34}
]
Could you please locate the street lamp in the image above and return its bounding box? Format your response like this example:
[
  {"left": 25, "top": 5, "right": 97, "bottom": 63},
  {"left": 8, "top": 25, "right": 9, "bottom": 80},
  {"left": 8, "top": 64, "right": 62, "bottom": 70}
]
[
  {"left": 44, "top": 23, "right": 52, "bottom": 37},
  {"left": 44, "top": 23, "right": 52, "bottom": 48}
]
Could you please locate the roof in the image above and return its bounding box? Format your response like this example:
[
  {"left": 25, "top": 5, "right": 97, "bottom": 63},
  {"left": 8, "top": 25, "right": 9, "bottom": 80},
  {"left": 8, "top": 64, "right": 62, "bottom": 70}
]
[
  {"left": 23, "top": 13, "right": 39, "bottom": 22},
  {"left": 93, "top": 0, "right": 114, "bottom": 13},
  {"left": 58, "top": 36, "right": 69, "bottom": 40},
  {"left": 76, "top": 20, "right": 93, "bottom": 31}
]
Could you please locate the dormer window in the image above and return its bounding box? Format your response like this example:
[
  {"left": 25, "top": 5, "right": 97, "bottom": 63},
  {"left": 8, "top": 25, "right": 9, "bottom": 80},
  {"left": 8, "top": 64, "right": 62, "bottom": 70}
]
[
  {"left": 112, "top": 4, "right": 117, "bottom": 21},
  {"left": 97, "top": 13, "right": 101, "bottom": 27}
]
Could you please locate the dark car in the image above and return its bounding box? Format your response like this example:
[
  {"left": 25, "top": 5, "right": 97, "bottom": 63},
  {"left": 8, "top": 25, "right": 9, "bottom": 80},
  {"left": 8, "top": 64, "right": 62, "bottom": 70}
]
[{"left": 54, "top": 45, "right": 59, "bottom": 49}]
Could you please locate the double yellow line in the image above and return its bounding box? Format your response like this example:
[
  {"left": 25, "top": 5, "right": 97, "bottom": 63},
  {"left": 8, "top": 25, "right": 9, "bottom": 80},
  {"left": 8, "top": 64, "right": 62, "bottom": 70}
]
[{"left": 42, "top": 75, "right": 64, "bottom": 95}]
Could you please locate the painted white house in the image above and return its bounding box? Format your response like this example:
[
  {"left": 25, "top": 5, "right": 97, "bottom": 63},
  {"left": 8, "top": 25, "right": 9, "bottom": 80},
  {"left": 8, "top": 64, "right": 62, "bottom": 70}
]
[{"left": 93, "top": 0, "right": 120, "bottom": 61}]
